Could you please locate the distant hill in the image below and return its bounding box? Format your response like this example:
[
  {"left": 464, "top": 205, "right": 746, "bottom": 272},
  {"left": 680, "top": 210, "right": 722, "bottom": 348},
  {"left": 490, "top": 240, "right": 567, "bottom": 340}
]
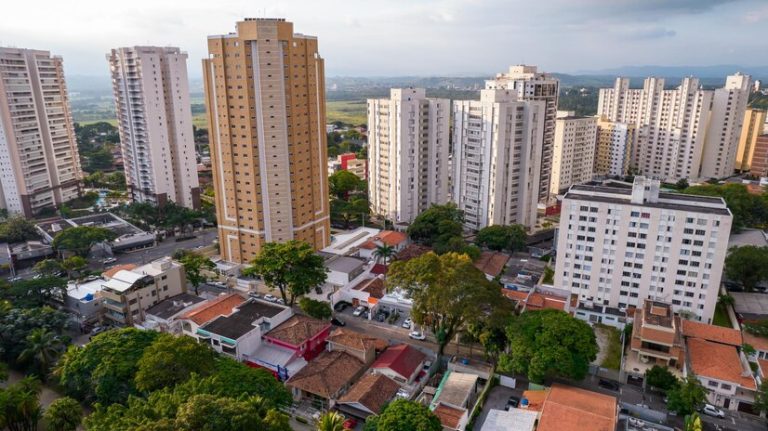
[{"left": 575, "top": 65, "right": 768, "bottom": 81}]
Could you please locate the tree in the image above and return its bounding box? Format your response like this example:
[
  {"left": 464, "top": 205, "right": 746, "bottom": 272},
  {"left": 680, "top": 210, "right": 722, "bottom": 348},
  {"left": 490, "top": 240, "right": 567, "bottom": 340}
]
[
  {"left": 743, "top": 343, "right": 757, "bottom": 357},
  {"left": 666, "top": 375, "right": 706, "bottom": 415},
  {"left": 684, "top": 412, "right": 702, "bottom": 431},
  {"left": 52, "top": 226, "right": 116, "bottom": 257},
  {"left": 724, "top": 246, "right": 768, "bottom": 291},
  {"left": 675, "top": 179, "right": 690, "bottom": 190},
  {"left": 298, "top": 298, "right": 332, "bottom": 320},
  {"left": 60, "top": 256, "right": 87, "bottom": 280},
  {"left": 0, "top": 217, "right": 39, "bottom": 244},
  {"left": 33, "top": 260, "right": 62, "bottom": 277},
  {"left": 645, "top": 365, "right": 679, "bottom": 392},
  {"left": 0, "top": 306, "right": 69, "bottom": 368},
  {"left": 0, "top": 376, "right": 42, "bottom": 431},
  {"left": 754, "top": 380, "right": 768, "bottom": 415},
  {"left": 2, "top": 277, "right": 67, "bottom": 308},
  {"left": 407, "top": 204, "right": 463, "bottom": 247},
  {"left": 475, "top": 224, "right": 527, "bottom": 252},
  {"left": 718, "top": 294, "right": 735, "bottom": 307},
  {"left": 373, "top": 244, "right": 395, "bottom": 270},
  {"left": 387, "top": 252, "right": 503, "bottom": 356},
  {"left": 329, "top": 170, "right": 365, "bottom": 199},
  {"left": 465, "top": 301, "right": 514, "bottom": 362},
  {"left": 499, "top": 309, "right": 598, "bottom": 383},
  {"left": 365, "top": 399, "right": 441, "bottom": 431},
  {"left": 542, "top": 266, "right": 554, "bottom": 284},
  {"left": 242, "top": 241, "right": 327, "bottom": 306},
  {"left": 331, "top": 197, "right": 369, "bottom": 229},
  {"left": 18, "top": 328, "right": 66, "bottom": 379},
  {"left": 178, "top": 252, "right": 215, "bottom": 295},
  {"left": 134, "top": 333, "right": 217, "bottom": 393},
  {"left": 683, "top": 183, "right": 768, "bottom": 232},
  {"left": 316, "top": 411, "right": 345, "bottom": 431},
  {"left": 175, "top": 394, "right": 286, "bottom": 431},
  {"left": 43, "top": 397, "right": 82, "bottom": 431}
]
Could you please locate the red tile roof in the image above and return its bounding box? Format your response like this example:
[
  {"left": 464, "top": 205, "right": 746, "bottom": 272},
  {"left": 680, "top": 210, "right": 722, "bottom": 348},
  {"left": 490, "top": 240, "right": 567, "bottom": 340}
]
[
  {"left": 687, "top": 338, "right": 756, "bottom": 390},
  {"left": 360, "top": 231, "right": 408, "bottom": 250},
  {"left": 338, "top": 373, "right": 400, "bottom": 414},
  {"left": 102, "top": 264, "right": 136, "bottom": 279},
  {"left": 182, "top": 293, "right": 245, "bottom": 325},
  {"left": 327, "top": 328, "right": 388, "bottom": 352},
  {"left": 286, "top": 350, "right": 365, "bottom": 399},
  {"left": 743, "top": 332, "right": 768, "bottom": 352},
  {"left": 394, "top": 244, "right": 432, "bottom": 262},
  {"left": 760, "top": 359, "right": 768, "bottom": 379},
  {"left": 537, "top": 384, "right": 617, "bottom": 431},
  {"left": 682, "top": 319, "right": 742, "bottom": 346},
  {"left": 371, "top": 344, "right": 427, "bottom": 380},
  {"left": 433, "top": 403, "right": 466, "bottom": 430},
  {"left": 370, "top": 264, "right": 388, "bottom": 275},
  {"left": 265, "top": 315, "right": 330, "bottom": 347},
  {"left": 473, "top": 251, "right": 510, "bottom": 277},
  {"left": 352, "top": 278, "right": 386, "bottom": 299}
]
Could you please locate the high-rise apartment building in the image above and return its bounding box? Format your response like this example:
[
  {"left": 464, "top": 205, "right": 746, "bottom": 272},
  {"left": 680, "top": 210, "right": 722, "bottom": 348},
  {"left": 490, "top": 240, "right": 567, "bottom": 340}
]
[
  {"left": 0, "top": 47, "right": 83, "bottom": 216},
  {"left": 453, "top": 89, "right": 545, "bottom": 231},
  {"left": 749, "top": 135, "right": 768, "bottom": 178},
  {"left": 700, "top": 73, "right": 751, "bottom": 179},
  {"left": 203, "top": 18, "right": 330, "bottom": 264},
  {"left": 485, "top": 66, "right": 559, "bottom": 201},
  {"left": 367, "top": 88, "right": 450, "bottom": 224},
  {"left": 550, "top": 111, "right": 597, "bottom": 194},
  {"left": 595, "top": 118, "right": 636, "bottom": 178},
  {"left": 554, "top": 177, "right": 732, "bottom": 322},
  {"left": 735, "top": 108, "right": 767, "bottom": 172},
  {"left": 108, "top": 46, "right": 200, "bottom": 209}
]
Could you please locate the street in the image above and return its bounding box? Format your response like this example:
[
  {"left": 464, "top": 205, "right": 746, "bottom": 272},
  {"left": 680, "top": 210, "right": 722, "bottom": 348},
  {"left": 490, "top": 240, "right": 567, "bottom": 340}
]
[{"left": 101, "top": 228, "right": 218, "bottom": 268}]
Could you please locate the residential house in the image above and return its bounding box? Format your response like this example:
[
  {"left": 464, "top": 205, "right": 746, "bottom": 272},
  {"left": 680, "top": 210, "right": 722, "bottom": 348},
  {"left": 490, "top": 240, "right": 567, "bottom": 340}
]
[
  {"left": 370, "top": 343, "right": 427, "bottom": 385},
  {"left": 626, "top": 300, "right": 685, "bottom": 379},
  {"left": 262, "top": 315, "right": 332, "bottom": 361},
  {"left": 532, "top": 384, "right": 617, "bottom": 431},
  {"left": 100, "top": 257, "right": 187, "bottom": 326},
  {"left": 180, "top": 293, "right": 246, "bottom": 336},
  {"left": 743, "top": 332, "right": 768, "bottom": 361},
  {"left": 685, "top": 337, "right": 757, "bottom": 412},
  {"left": 479, "top": 409, "right": 538, "bottom": 431},
  {"left": 321, "top": 227, "right": 381, "bottom": 257},
  {"left": 428, "top": 371, "right": 479, "bottom": 431},
  {"left": 334, "top": 276, "right": 386, "bottom": 311},
  {"left": 681, "top": 319, "right": 742, "bottom": 346},
  {"left": 285, "top": 350, "right": 367, "bottom": 409},
  {"left": 572, "top": 301, "right": 628, "bottom": 330},
  {"left": 326, "top": 328, "right": 388, "bottom": 365},
  {"left": 323, "top": 254, "right": 367, "bottom": 287},
  {"left": 503, "top": 286, "right": 573, "bottom": 314},
  {"left": 337, "top": 373, "right": 401, "bottom": 419},
  {"left": 63, "top": 279, "right": 105, "bottom": 323},
  {"left": 473, "top": 251, "right": 510, "bottom": 281},
  {"left": 358, "top": 231, "right": 409, "bottom": 260},
  {"left": 142, "top": 293, "right": 205, "bottom": 333}
]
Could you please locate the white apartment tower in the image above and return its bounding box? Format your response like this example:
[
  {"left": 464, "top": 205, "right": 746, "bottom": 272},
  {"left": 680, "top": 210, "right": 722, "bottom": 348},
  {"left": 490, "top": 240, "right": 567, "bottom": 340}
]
[
  {"left": 700, "top": 73, "right": 751, "bottom": 179},
  {"left": 0, "top": 47, "right": 83, "bottom": 217},
  {"left": 368, "top": 88, "right": 450, "bottom": 223},
  {"left": 550, "top": 111, "right": 597, "bottom": 194},
  {"left": 554, "top": 177, "right": 732, "bottom": 322},
  {"left": 485, "top": 66, "right": 559, "bottom": 201},
  {"left": 108, "top": 46, "right": 200, "bottom": 209},
  {"left": 595, "top": 118, "right": 636, "bottom": 178},
  {"left": 453, "top": 89, "right": 545, "bottom": 231}
]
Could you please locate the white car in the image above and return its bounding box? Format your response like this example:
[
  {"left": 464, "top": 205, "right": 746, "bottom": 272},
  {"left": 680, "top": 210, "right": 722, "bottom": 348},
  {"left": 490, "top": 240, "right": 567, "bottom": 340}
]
[
  {"left": 103, "top": 257, "right": 118, "bottom": 264},
  {"left": 702, "top": 404, "right": 725, "bottom": 418},
  {"left": 263, "top": 294, "right": 277, "bottom": 302},
  {"left": 353, "top": 306, "right": 366, "bottom": 317},
  {"left": 402, "top": 318, "right": 412, "bottom": 329},
  {"left": 409, "top": 331, "right": 426, "bottom": 341}
]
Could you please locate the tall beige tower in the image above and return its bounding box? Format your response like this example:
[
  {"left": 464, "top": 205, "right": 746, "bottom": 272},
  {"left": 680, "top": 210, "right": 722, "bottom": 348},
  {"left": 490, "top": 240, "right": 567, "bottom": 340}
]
[
  {"left": 203, "top": 19, "right": 330, "bottom": 264},
  {"left": 0, "top": 47, "right": 83, "bottom": 216},
  {"left": 108, "top": 46, "right": 200, "bottom": 209},
  {"left": 734, "top": 108, "right": 766, "bottom": 172}
]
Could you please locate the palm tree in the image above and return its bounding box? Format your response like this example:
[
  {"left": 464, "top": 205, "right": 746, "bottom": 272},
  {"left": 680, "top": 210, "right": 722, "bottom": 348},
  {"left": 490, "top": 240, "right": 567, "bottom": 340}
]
[
  {"left": 18, "top": 329, "right": 66, "bottom": 379},
  {"left": 316, "top": 411, "right": 345, "bottom": 431},
  {"left": 373, "top": 244, "right": 395, "bottom": 269}
]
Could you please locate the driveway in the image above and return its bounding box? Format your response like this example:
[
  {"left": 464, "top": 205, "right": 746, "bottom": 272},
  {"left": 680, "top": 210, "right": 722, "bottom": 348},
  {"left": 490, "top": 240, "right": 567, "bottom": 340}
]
[{"left": 473, "top": 385, "right": 522, "bottom": 430}]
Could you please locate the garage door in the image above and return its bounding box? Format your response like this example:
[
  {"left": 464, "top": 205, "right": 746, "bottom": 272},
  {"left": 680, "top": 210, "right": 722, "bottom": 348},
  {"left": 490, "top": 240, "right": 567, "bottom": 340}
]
[{"left": 737, "top": 401, "right": 755, "bottom": 415}]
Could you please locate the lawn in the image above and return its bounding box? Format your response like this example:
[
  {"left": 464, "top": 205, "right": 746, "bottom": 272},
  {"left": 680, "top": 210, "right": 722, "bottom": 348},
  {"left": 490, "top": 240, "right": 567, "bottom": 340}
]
[
  {"left": 77, "top": 118, "right": 118, "bottom": 127},
  {"left": 595, "top": 323, "right": 622, "bottom": 370},
  {"left": 713, "top": 303, "right": 733, "bottom": 327},
  {"left": 326, "top": 100, "right": 367, "bottom": 126}
]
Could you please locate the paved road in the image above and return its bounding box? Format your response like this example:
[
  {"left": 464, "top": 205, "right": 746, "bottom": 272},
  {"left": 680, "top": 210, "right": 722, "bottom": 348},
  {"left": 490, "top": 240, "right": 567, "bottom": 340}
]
[{"left": 103, "top": 228, "right": 218, "bottom": 268}]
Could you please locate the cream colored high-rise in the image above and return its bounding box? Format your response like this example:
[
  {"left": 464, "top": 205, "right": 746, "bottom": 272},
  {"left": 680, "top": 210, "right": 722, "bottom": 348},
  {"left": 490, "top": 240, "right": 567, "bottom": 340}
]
[
  {"left": 0, "top": 47, "right": 83, "bottom": 217},
  {"left": 368, "top": 88, "right": 450, "bottom": 224},
  {"left": 550, "top": 111, "right": 597, "bottom": 194},
  {"left": 108, "top": 46, "right": 200, "bottom": 209},
  {"left": 595, "top": 118, "right": 636, "bottom": 178},
  {"left": 700, "top": 73, "right": 751, "bottom": 178},
  {"left": 204, "top": 19, "right": 330, "bottom": 264},
  {"left": 734, "top": 109, "right": 766, "bottom": 172},
  {"left": 453, "top": 89, "right": 545, "bottom": 231}
]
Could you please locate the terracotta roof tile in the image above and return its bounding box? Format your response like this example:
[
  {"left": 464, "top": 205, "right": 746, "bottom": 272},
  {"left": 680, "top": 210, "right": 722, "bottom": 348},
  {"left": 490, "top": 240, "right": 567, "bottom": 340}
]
[
  {"left": 502, "top": 290, "right": 529, "bottom": 302},
  {"left": 286, "top": 350, "right": 365, "bottom": 399},
  {"left": 370, "top": 264, "right": 388, "bottom": 275},
  {"left": 352, "top": 278, "right": 386, "bottom": 299},
  {"left": 760, "top": 359, "right": 768, "bottom": 379},
  {"left": 182, "top": 293, "right": 245, "bottom": 325},
  {"left": 327, "top": 328, "right": 388, "bottom": 352},
  {"left": 687, "top": 338, "right": 756, "bottom": 390},
  {"left": 394, "top": 244, "right": 432, "bottom": 262},
  {"left": 338, "top": 373, "right": 400, "bottom": 414},
  {"left": 521, "top": 389, "right": 548, "bottom": 412},
  {"left": 537, "top": 384, "right": 617, "bottom": 431},
  {"left": 371, "top": 344, "right": 426, "bottom": 380},
  {"left": 265, "top": 315, "right": 330, "bottom": 346},
  {"left": 743, "top": 332, "right": 768, "bottom": 352},
  {"left": 473, "top": 251, "right": 510, "bottom": 277},
  {"left": 682, "top": 320, "right": 742, "bottom": 346},
  {"left": 433, "top": 403, "right": 466, "bottom": 430},
  {"left": 102, "top": 264, "right": 136, "bottom": 279}
]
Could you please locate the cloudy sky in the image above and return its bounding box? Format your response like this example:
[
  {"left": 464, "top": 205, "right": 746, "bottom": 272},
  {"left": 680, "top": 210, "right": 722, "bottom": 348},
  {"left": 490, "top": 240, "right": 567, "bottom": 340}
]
[{"left": 0, "top": 0, "right": 766, "bottom": 78}]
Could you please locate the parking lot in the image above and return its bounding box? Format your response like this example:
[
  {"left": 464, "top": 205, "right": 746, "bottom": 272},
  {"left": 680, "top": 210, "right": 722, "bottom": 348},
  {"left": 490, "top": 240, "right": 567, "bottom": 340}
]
[{"left": 333, "top": 301, "right": 413, "bottom": 330}]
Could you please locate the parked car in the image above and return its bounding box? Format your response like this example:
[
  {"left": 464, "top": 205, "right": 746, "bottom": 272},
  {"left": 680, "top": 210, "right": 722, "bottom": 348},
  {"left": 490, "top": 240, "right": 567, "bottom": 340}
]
[
  {"left": 102, "top": 257, "right": 118, "bottom": 264},
  {"left": 402, "top": 318, "right": 412, "bottom": 329},
  {"left": 409, "top": 331, "right": 426, "bottom": 341},
  {"left": 314, "top": 285, "right": 323, "bottom": 294},
  {"left": 423, "top": 360, "right": 432, "bottom": 371},
  {"left": 264, "top": 294, "right": 277, "bottom": 302},
  {"left": 353, "top": 306, "right": 366, "bottom": 317},
  {"left": 362, "top": 310, "right": 370, "bottom": 319},
  {"left": 7, "top": 276, "right": 22, "bottom": 282},
  {"left": 505, "top": 396, "right": 520, "bottom": 410},
  {"left": 343, "top": 418, "right": 357, "bottom": 429},
  {"left": 331, "top": 317, "right": 346, "bottom": 327},
  {"left": 89, "top": 326, "right": 110, "bottom": 340},
  {"left": 334, "top": 301, "right": 351, "bottom": 312},
  {"left": 702, "top": 404, "right": 725, "bottom": 418},
  {"left": 598, "top": 379, "right": 620, "bottom": 391},
  {"left": 276, "top": 298, "right": 285, "bottom": 305},
  {"left": 248, "top": 292, "right": 262, "bottom": 299}
]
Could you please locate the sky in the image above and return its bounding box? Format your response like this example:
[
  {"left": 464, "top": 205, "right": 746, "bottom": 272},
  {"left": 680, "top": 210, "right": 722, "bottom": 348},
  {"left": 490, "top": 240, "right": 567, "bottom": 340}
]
[{"left": 0, "top": 0, "right": 766, "bottom": 78}]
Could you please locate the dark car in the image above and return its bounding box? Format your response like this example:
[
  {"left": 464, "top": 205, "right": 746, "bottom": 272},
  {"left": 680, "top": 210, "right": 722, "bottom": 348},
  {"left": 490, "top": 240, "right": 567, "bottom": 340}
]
[
  {"left": 598, "top": 379, "right": 620, "bottom": 391},
  {"left": 315, "top": 286, "right": 323, "bottom": 294},
  {"left": 505, "top": 396, "right": 520, "bottom": 410},
  {"left": 331, "top": 317, "right": 346, "bottom": 327},
  {"left": 334, "top": 301, "right": 351, "bottom": 312}
]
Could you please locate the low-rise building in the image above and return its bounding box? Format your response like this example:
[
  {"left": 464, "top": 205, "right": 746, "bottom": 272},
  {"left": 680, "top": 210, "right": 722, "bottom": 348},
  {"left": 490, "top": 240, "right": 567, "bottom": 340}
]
[
  {"left": 326, "top": 328, "right": 387, "bottom": 365},
  {"left": 322, "top": 254, "right": 367, "bottom": 288},
  {"left": 141, "top": 293, "right": 205, "bottom": 333},
  {"left": 503, "top": 286, "right": 573, "bottom": 313},
  {"left": 743, "top": 332, "right": 768, "bottom": 361},
  {"left": 686, "top": 337, "right": 757, "bottom": 412},
  {"left": 358, "top": 230, "right": 409, "bottom": 260},
  {"left": 370, "top": 343, "right": 427, "bottom": 385},
  {"left": 572, "top": 301, "right": 628, "bottom": 330},
  {"left": 480, "top": 409, "right": 538, "bottom": 431},
  {"left": 532, "top": 384, "right": 617, "bottom": 431},
  {"left": 473, "top": 251, "right": 510, "bottom": 281},
  {"left": 262, "top": 315, "right": 332, "bottom": 362},
  {"left": 63, "top": 279, "right": 105, "bottom": 323},
  {"left": 626, "top": 300, "right": 685, "bottom": 378},
  {"left": 100, "top": 257, "right": 186, "bottom": 326},
  {"left": 428, "top": 371, "right": 479, "bottom": 431},
  {"left": 285, "top": 350, "right": 367, "bottom": 409},
  {"left": 322, "top": 227, "right": 381, "bottom": 257},
  {"left": 37, "top": 213, "right": 155, "bottom": 254},
  {"left": 337, "top": 373, "right": 401, "bottom": 419}
]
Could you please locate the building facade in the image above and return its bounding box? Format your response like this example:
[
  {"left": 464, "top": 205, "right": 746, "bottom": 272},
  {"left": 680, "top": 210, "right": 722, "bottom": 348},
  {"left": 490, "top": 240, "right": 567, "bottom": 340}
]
[
  {"left": 595, "top": 118, "right": 636, "bottom": 178},
  {"left": 367, "top": 88, "right": 450, "bottom": 224},
  {"left": 735, "top": 108, "right": 767, "bottom": 172},
  {"left": 485, "top": 65, "right": 559, "bottom": 201},
  {"left": 554, "top": 177, "right": 732, "bottom": 322},
  {"left": 0, "top": 47, "right": 83, "bottom": 216},
  {"left": 749, "top": 135, "right": 768, "bottom": 178},
  {"left": 108, "top": 46, "right": 200, "bottom": 208},
  {"left": 550, "top": 112, "right": 597, "bottom": 194},
  {"left": 700, "top": 73, "right": 751, "bottom": 179},
  {"left": 203, "top": 18, "right": 330, "bottom": 263}
]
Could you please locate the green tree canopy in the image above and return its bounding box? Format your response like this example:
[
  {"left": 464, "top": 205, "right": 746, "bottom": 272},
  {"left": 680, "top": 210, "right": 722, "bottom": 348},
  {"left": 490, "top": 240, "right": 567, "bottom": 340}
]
[
  {"left": 666, "top": 375, "right": 706, "bottom": 415},
  {"left": 18, "top": 328, "right": 67, "bottom": 379},
  {"left": 330, "top": 197, "right": 369, "bottom": 229},
  {"left": 364, "top": 399, "right": 442, "bottom": 431},
  {"left": 0, "top": 376, "right": 42, "bottom": 431},
  {"left": 317, "top": 411, "right": 346, "bottom": 431},
  {"left": 134, "top": 333, "right": 217, "bottom": 393},
  {"left": 725, "top": 245, "right": 768, "bottom": 291},
  {"left": 43, "top": 396, "right": 83, "bottom": 431},
  {"left": 298, "top": 297, "right": 332, "bottom": 320},
  {"left": 645, "top": 365, "right": 679, "bottom": 392},
  {"left": 407, "top": 204, "right": 463, "bottom": 247},
  {"left": 178, "top": 251, "right": 215, "bottom": 295},
  {"left": 682, "top": 183, "right": 768, "bottom": 231},
  {"left": 329, "top": 170, "right": 365, "bottom": 199},
  {"left": 0, "top": 216, "right": 39, "bottom": 243},
  {"left": 33, "top": 259, "right": 62, "bottom": 276},
  {"left": 475, "top": 224, "right": 527, "bottom": 252},
  {"left": 499, "top": 309, "right": 598, "bottom": 383},
  {"left": 52, "top": 226, "right": 116, "bottom": 256},
  {"left": 387, "top": 252, "right": 504, "bottom": 356},
  {"left": 242, "top": 240, "right": 327, "bottom": 306},
  {"left": 0, "top": 306, "right": 69, "bottom": 368},
  {"left": 61, "top": 256, "right": 88, "bottom": 280},
  {"left": 754, "top": 379, "right": 768, "bottom": 415},
  {"left": 1, "top": 276, "right": 67, "bottom": 308}
]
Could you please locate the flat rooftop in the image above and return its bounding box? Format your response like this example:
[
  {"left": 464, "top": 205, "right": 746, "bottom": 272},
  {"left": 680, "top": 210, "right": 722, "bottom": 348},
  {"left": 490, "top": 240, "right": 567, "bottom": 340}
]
[
  {"left": 201, "top": 299, "right": 286, "bottom": 340},
  {"left": 145, "top": 293, "right": 204, "bottom": 320},
  {"left": 565, "top": 184, "right": 730, "bottom": 216},
  {"left": 324, "top": 255, "right": 366, "bottom": 273}
]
